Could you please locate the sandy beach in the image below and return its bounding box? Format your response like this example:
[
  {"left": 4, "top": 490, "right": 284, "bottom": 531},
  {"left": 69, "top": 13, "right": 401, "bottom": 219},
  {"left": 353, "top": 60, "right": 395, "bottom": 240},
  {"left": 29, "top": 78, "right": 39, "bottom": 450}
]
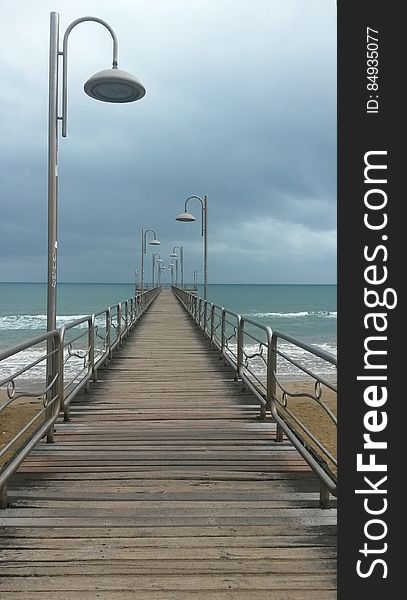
[
  {"left": 0, "top": 388, "right": 46, "bottom": 469},
  {"left": 1, "top": 378, "right": 337, "bottom": 477},
  {"left": 275, "top": 379, "right": 337, "bottom": 477}
]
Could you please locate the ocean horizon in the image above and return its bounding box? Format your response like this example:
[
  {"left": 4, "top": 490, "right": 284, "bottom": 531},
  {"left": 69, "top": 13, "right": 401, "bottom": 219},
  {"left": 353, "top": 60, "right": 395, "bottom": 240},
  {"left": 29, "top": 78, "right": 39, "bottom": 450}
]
[{"left": 0, "top": 282, "right": 336, "bottom": 381}]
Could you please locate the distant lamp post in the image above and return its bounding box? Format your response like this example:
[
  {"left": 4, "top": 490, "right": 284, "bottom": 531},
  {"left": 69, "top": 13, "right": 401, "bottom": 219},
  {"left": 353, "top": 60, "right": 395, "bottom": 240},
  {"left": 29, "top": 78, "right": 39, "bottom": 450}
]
[
  {"left": 169, "top": 263, "right": 175, "bottom": 287},
  {"left": 175, "top": 195, "right": 208, "bottom": 300},
  {"left": 140, "top": 229, "right": 160, "bottom": 292},
  {"left": 152, "top": 253, "right": 161, "bottom": 287},
  {"left": 170, "top": 246, "right": 184, "bottom": 288},
  {"left": 156, "top": 259, "right": 164, "bottom": 286},
  {"left": 134, "top": 269, "right": 140, "bottom": 296},
  {"left": 47, "top": 11, "right": 146, "bottom": 335}
]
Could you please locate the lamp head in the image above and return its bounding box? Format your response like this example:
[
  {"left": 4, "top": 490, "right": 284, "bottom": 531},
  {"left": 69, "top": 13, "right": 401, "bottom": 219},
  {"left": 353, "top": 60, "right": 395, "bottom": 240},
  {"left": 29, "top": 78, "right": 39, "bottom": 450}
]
[
  {"left": 84, "top": 68, "right": 146, "bottom": 103},
  {"left": 169, "top": 253, "right": 178, "bottom": 258},
  {"left": 149, "top": 239, "right": 161, "bottom": 246},
  {"left": 175, "top": 212, "right": 196, "bottom": 222}
]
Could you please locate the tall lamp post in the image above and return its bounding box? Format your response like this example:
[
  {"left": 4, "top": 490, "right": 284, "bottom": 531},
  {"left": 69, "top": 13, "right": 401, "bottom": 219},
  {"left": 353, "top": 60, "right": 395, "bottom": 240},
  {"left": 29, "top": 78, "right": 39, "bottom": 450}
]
[
  {"left": 170, "top": 245, "right": 184, "bottom": 288},
  {"left": 140, "top": 229, "right": 160, "bottom": 292},
  {"left": 152, "top": 253, "right": 161, "bottom": 287},
  {"left": 47, "top": 12, "right": 145, "bottom": 335},
  {"left": 175, "top": 195, "right": 208, "bottom": 300}
]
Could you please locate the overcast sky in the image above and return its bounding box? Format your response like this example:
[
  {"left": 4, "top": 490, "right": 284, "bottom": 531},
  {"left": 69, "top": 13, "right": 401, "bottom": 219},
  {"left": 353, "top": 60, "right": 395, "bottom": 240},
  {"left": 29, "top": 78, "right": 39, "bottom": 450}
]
[{"left": 0, "top": 0, "right": 336, "bottom": 284}]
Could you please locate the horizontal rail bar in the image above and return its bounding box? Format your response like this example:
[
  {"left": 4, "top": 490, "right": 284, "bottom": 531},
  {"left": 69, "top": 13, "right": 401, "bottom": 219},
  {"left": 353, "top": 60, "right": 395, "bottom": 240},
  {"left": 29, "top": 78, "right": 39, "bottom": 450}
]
[
  {"left": 0, "top": 287, "right": 160, "bottom": 508},
  {"left": 172, "top": 285, "right": 337, "bottom": 507}
]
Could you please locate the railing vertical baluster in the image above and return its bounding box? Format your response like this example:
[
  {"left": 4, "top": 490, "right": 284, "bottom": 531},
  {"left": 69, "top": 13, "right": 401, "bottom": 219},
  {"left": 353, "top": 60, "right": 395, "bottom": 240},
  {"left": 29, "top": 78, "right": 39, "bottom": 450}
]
[
  {"left": 89, "top": 315, "right": 96, "bottom": 384},
  {"left": 264, "top": 328, "right": 276, "bottom": 421},
  {"left": 117, "top": 303, "right": 122, "bottom": 345},
  {"left": 221, "top": 309, "right": 226, "bottom": 356},
  {"left": 319, "top": 479, "right": 330, "bottom": 509},
  {"left": 271, "top": 332, "right": 284, "bottom": 441},
  {"left": 210, "top": 303, "right": 215, "bottom": 344},
  {"left": 235, "top": 315, "right": 242, "bottom": 382},
  {"left": 106, "top": 308, "right": 112, "bottom": 361},
  {"left": 46, "top": 333, "right": 57, "bottom": 444}
]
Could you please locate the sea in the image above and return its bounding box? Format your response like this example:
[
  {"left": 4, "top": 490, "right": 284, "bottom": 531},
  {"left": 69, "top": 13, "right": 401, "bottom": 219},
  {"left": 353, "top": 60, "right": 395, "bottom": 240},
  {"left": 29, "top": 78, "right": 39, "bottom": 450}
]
[{"left": 0, "top": 282, "right": 336, "bottom": 381}]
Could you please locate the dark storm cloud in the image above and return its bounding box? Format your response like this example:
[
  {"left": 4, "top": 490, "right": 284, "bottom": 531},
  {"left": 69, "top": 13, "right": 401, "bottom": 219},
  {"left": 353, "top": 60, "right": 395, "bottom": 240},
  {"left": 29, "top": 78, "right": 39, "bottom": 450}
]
[{"left": 0, "top": 0, "right": 336, "bottom": 283}]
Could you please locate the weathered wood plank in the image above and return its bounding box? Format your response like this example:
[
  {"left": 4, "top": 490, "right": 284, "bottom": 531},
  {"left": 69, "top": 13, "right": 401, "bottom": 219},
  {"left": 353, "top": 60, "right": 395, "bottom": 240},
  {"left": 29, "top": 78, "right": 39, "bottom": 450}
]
[
  {"left": 1, "top": 291, "right": 337, "bottom": 594},
  {"left": 0, "top": 591, "right": 336, "bottom": 600}
]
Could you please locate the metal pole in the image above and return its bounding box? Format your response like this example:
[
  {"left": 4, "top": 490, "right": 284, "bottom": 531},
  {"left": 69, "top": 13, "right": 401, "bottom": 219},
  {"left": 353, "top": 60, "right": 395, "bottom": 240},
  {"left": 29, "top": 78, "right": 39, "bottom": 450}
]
[
  {"left": 203, "top": 195, "right": 208, "bottom": 301},
  {"left": 175, "top": 258, "right": 179, "bottom": 287},
  {"left": 47, "top": 12, "right": 59, "bottom": 335},
  {"left": 140, "top": 228, "right": 144, "bottom": 294},
  {"left": 152, "top": 253, "right": 155, "bottom": 287},
  {"left": 181, "top": 246, "right": 184, "bottom": 288},
  {"left": 46, "top": 13, "right": 59, "bottom": 411}
]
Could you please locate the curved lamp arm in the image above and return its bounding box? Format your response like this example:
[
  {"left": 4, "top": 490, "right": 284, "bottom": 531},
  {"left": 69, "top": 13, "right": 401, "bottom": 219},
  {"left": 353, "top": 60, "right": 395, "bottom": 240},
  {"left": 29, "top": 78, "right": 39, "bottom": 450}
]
[
  {"left": 184, "top": 196, "right": 204, "bottom": 236},
  {"left": 62, "top": 17, "right": 119, "bottom": 137},
  {"left": 143, "top": 229, "right": 158, "bottom": 253}
]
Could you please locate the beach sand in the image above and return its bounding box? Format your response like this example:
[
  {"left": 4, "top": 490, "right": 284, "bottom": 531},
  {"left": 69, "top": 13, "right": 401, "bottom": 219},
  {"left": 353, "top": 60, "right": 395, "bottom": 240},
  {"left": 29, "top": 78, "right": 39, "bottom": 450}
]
[
  {"left": 275, "top": 379, "right": 337, "bottom": 477},
  {"left": 1, "top": 379, "right": 337, "bottom": 477},
  {"left": 0, "top": 388, "right": 46, "bottom": 469}
]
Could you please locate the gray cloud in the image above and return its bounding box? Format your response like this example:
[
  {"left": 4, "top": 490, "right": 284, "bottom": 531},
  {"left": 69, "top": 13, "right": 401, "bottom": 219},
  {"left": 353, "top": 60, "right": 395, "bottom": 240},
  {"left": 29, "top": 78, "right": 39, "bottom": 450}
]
[{"left": 0, "top": 0, "right": 336, "bottom": 284}]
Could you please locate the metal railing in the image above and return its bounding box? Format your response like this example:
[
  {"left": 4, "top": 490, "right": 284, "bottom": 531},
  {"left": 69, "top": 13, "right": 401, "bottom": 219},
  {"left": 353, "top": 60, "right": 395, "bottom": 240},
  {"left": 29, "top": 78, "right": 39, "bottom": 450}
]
[
  {"left": 0, "top": 286, "right": 160, "bottom": 508},
  {"left": 173, "top": 286, "right": 337, "bottom": 508}
]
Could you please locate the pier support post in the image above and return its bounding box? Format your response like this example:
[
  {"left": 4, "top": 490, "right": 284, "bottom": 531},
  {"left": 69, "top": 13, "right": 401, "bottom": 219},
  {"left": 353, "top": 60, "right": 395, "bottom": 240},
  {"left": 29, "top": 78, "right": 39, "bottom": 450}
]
[
  {"left": 0, "top": 484, "right": 8, "bottom": 509},
  {"left": 319, "top": 481, "right": 330, "bottom": 509}
]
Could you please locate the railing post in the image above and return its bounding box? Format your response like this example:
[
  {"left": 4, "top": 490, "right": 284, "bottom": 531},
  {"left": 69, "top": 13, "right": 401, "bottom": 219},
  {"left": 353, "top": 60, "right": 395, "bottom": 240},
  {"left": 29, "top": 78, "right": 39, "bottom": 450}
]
[
  {"left": 89, "top": 315, "right": 96, "bottom": 385},
  {"left": 210, "top": 304, "right": 215, "bottom": 344},
  {"left": 57, "top": 328, "right": 69, "bottom": 422},
  {"left": 221, "top": 309, "right": 226, "bottom": 357},
  {"left": 117, "top": 303, "right": 122, "bottom": 345},
  {"left": 320, "top": 480, "right": 330, "bottom": 509},
  {"left": 106, "top": 308, "right": 112, "bottom": 361},
  {"left": 125, "top": 301, "right": 129, "bottom": 336},
  {"left": 271, "top": 332, "right": 284, "bottom": 441},
  {"left": 46, "top": 333, "right": 57, "bottom": 443},
  {"left": 235, "top": 315, "right": 243, "bottom": 382},
  {"left": 0, "top": 483, "right": 7, "bottom": 509},
  {"left": 203, "top": 300, "right": 207, "bottom": 335},
  {"left": 263, "top": 329, "right": 275, "bottom": 421}
]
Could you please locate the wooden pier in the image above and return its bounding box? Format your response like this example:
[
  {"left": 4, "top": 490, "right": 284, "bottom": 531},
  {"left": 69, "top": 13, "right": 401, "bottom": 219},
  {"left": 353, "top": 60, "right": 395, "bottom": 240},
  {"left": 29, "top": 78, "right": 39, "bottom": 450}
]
[{"left": 0, "top": 290, "right": 336, "bottom": 598}]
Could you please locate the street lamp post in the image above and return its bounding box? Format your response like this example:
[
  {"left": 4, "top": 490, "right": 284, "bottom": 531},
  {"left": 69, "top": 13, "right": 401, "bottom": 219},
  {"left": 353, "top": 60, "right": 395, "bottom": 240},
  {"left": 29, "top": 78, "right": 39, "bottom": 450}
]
[
  {"left": 140, "top": 229, "right": 160, "bottom": 293},
  {"left": 46, "top": 12, "right": 145, "bottom": 419},
  {"left": 175, "top": 195, "right": 208, "bottom": 300},
  {"left": 156, "top": 259, "right": 164, "bottom": 286},
  {"left": 152, "top": 253, "right": 161, "bottom": 287},
  {"left": 170, "top": 246, "right": 184, "bottom": 288},
  {"left": 47, "top": 12, "right": 145, "bottom": 335}
]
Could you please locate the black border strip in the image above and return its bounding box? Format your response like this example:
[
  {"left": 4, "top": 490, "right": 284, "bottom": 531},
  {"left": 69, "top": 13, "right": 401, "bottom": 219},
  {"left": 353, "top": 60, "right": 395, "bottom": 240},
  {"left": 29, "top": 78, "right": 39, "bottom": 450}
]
[{"left": 338, "top": 1, "right": 402, "bottom": 596}]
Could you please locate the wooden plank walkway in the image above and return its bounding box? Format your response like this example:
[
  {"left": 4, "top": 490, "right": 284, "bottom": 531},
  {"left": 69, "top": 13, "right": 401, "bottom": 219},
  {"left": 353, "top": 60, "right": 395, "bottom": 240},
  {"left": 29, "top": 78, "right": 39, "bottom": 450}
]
[{"left": 0, "top": 290, "right": 337, "bottom": 599}]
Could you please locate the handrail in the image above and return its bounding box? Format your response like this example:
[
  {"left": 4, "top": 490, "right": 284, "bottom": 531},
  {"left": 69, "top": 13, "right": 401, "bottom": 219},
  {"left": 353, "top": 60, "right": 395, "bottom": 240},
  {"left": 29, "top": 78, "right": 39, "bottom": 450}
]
[
  {"left": 0, "top": 286, "right": 160, "bottom": 508},
  {"left": 172, "top": 286, "right": 337, "bottom": 508}
]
